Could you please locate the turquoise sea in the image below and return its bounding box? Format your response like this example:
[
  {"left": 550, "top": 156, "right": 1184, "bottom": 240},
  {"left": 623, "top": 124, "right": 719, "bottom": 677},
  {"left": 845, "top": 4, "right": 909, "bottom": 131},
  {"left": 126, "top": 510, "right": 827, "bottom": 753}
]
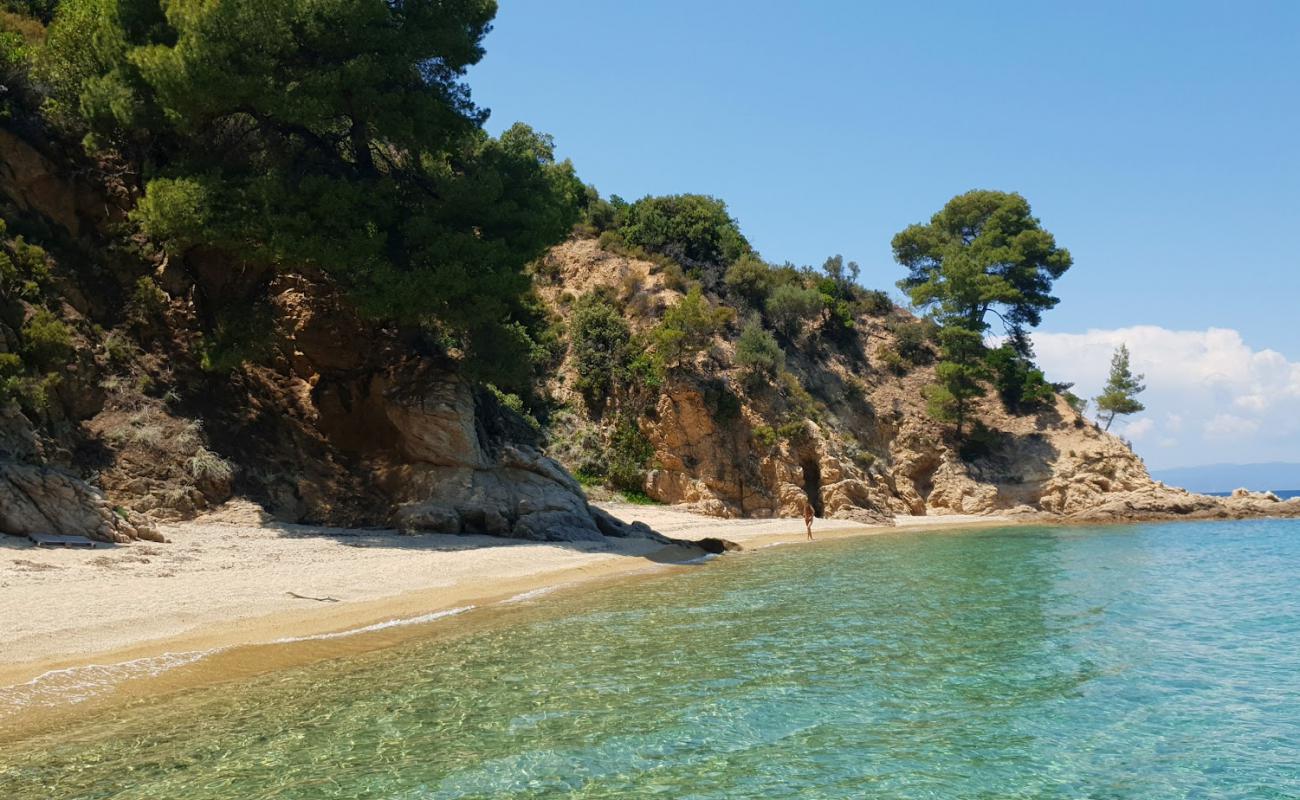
[{"left": 3, "top": 519, "right": 1299, "bottom": 799}]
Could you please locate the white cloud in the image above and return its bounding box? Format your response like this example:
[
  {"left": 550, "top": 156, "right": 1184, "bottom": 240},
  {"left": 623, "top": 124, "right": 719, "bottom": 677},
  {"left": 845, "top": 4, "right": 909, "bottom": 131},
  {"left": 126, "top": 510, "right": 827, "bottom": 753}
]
[
  {"left": 1121, "top": 418, "right": 1155, "bottom": 439},
  {"left": 1031, "top": 326, "right": 1300, "bottom": 467},
  {"left": 1204, "top": 413, "right": 1260, "bottom": 439}
]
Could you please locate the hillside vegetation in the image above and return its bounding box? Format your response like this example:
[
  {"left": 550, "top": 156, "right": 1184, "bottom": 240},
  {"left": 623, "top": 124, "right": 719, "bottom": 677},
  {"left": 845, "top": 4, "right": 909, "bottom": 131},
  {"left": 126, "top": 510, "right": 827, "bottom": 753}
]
[{"left": 1, "top": 1, "right": 1294, "bottom": 542}]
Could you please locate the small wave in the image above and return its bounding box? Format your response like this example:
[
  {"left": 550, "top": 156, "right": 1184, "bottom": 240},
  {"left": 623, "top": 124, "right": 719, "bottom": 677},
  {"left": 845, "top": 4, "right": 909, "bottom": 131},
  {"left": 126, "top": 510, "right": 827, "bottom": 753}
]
[
  {"left": 678, "top": 553, "right": 721, "bottom": 565},
  {"left": 501, "top": 587, "right": 558, "bottom": 605},
  {"left": 0, "top": 649, "right": 216, "bottom": 714},
  {"left": 0, "top": 606, "right": 476, "bottom": 716},
  {"left": 271, "top": 606, "right": 475, "bottom": 644}
]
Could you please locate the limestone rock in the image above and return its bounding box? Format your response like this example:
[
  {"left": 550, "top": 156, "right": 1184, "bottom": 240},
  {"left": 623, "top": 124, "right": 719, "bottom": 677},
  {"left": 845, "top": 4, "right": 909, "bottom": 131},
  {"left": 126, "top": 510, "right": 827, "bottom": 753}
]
[
  {"left": 0, "top": 460, "right": 161, "bottom": 543},
  {"left": 379, "top": 369, "right": 616, "bottom": 543}
]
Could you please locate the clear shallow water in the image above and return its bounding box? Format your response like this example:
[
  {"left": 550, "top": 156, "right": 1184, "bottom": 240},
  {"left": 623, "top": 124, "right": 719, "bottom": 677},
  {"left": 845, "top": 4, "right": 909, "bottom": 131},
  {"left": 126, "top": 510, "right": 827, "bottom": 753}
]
[{"left": 3, "top": 519, "right": 1299, "bottom": 799}]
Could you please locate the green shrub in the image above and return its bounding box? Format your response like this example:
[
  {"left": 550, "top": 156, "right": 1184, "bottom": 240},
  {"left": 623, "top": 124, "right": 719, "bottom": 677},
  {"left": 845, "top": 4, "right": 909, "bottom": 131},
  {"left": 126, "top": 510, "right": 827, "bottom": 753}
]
[
  {"left": 875, "top": 343, "right": 908, "bottom": 375},
  {"left": 1062, "top": 390, "right": 1087, "bottom": 415},
  {"left": 859, "top": 290, "right": 893, "bottom": 316},
  {"left": 568, "top": 292, "right": 631, "bottom": 408},
  {"left": 486, "top": 383, "right": 541, "bottom": 431},
  {"left": 985, "top": 343, "right": 1055, "bottom": 413},
  {"left": 853, "top": 450, "right": 878, "bottom": 469},
  {"left": 127, "top": 276, "right": 169, "bottom": 323},
  {"left": 198, "top": 306, "right": 275, "bottom": 373},
  {"left": 0, "top": 351, "right": 22, "bottom": 404},
  {"left": 887, "top": 318, "right": 936, "bottom": 365},
  {"left": 617, "top": 194, "right": 750, "bottom": 274},
  {"left": 21, "top": 308, "right": 72, "bottom": 366},
  {"left": 752, "top": 424, "right": 777, "bottom": 448},
  {"left": 0, "top": 236, "right": 50, "bottom": 298},
  {"left": 607, "top": 414, "right": 654, "bottom": 493},
  {"left": 778, "top": 370, "right": 820, "bottom": 420},
  {"left": 618, "top": 489, "right": 658, "bottom": 505},
  {"left": 733, "top": 319, "right": 784, "bottom": 385},
  {"left": 575, "top": 186, "right": 617, "bottom": 236},
  {"left": 651, "top": 287, "right": 732, "bottom": 370},
  {"left": 102, "top": 329, "right": 137, "bottom": 364},
  {"left": 819, "top": 292, "right": 856, "bottom": 344},
  {"left": 723, "top": 254, "right": 776, "bottom": 308},
  {"left": 765, "top": 284, "right": 823, "bottom": 339},
  {"left": 777, "top": 420, "right": 810, "bottom": 442}
]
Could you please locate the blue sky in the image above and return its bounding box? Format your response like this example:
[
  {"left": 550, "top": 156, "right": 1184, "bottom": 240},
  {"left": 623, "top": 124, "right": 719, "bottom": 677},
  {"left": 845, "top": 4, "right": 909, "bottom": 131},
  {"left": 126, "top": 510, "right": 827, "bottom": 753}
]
[{"left": 468, "top": 2, "right": 1299, "bottom": 469}]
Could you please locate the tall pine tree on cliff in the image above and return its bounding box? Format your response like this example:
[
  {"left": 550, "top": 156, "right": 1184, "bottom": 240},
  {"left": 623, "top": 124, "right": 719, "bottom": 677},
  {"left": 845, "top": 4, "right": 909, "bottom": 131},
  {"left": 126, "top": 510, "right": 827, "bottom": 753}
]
[
  {"left": 1095, "top": 344, "right": 1146, "bottom": 431},
  {"left": 892, "top": 190, "right": 1072, "bottom": 437}
]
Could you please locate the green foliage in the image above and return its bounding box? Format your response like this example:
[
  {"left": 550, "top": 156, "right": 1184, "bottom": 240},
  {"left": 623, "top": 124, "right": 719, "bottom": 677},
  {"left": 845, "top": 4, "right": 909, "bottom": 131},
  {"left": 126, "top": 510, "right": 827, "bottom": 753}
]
[
  {"left": 888, "top": 318, "right": 936, "bottom": 366},
  {"left": 815, "top": 255, "right": 861, "bottom": 343},
  {"left": 2, "top": 2, "right": 56, "bottom": 24},
  {"left": 894, "top": 191, "right": 1071, "bottom": 439},
  {"left": 127, "top": 275, "right": 168, "bottom": 324},
  {"left": 752, "top": 424, "right": 777, "bottom": 449},
  {"left": 723, "top": 254, "right": 775, "bottom": 308},
  {"left": 486, "top": 383, "right": 541, "bottom": 432},
  {"left": 893, "top": 190, "right": 1073, "bottom": 335},
  {"left": 1062, "top": 390, "right": 1088, "bottom": 415},
  {"left": 102, "top": 329, "right": 137, "bottom": 364},
  {"left": 764, "top": 284, "right": 823, "bottom": 340},
  {"left": 860, "top": 289, "right": 894, "bottom": 316},
  {"left": 1095, "top": 343, "right": 1146, "bottom": 431},
  {"left": 777, "top": 370, "right": 820, "bottom": 421},
  {"left": 927, "top": 327, "right": 988, "bottom": 435},
  {"left": 0, "top": 236, "right": 51, "bottom": 298},
  {"left": 568, "top": 292, "right": 631, "bottom": 408},
  {"left": 573, "top": 185, "right": 618, "bottom": 237},
  {"left": 618, "top": 488, "right": 658, "bottom": 505},
  {"left": 0, "top": 351, "right": 22, "bottom": 404},
  {"left": 650, "top": 287, "right": 732, "bottom": 370},
  {"left": 39, "top": 0, "right": 581, "bottom": 388},
  {"left": 21, "top": 307, "right": 72, "bottom": 366},
  {"left": 985, "top": 342, "right": 1054, "bottom": 413},
  {"left": 733, "top": 318, "right": 784, "bottom": 386},
  {"left": 198, "top": 305, "right": 274, "bottom": 374},
  {"left": 607, "top": 414, "right": 654, "bottom": 493},
  {"left": 776, "top": 420, "right": 810, "bottom": 442},
  {"left": 615, "top": 194, "right": 750, "bottom": 279},
  {"left": 819, "top": 254, "right": 860, "bottom": 297}
]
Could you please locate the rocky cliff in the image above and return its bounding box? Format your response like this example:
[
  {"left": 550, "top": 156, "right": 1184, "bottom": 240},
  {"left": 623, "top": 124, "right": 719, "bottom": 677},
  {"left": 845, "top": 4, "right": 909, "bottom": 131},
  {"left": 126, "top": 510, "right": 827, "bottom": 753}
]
[
  {"left": 532, "top": 239, "right": 1300, "bottom": 525},
  {"left": 0, "top": 128, "right": 1295, "bottom": 547},
  {"left": 0, "top": 128, "right": 656, "bottom": 545}
]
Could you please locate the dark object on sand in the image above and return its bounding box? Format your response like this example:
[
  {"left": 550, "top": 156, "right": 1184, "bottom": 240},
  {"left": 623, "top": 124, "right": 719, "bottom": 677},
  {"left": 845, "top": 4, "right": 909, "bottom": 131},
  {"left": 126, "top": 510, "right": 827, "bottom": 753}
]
[
  {"left": 27, "top": 533, "right": 98, "bottom": 549},
  {"left": 696, "top": 537, "right": 742, "bottom": 554}
]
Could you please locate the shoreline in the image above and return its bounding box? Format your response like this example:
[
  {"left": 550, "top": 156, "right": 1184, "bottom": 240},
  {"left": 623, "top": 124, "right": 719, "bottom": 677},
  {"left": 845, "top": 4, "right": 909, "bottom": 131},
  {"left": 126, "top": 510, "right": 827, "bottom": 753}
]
[{"left": 0, "top": 503, "right": 1013, "bottom": 732}]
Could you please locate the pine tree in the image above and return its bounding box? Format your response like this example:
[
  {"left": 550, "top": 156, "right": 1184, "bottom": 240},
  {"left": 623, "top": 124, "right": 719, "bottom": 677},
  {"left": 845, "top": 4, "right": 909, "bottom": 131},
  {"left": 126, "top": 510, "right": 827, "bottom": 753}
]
[{"left": 1095, "top": 344, "right": 1146, "bottom": 430}]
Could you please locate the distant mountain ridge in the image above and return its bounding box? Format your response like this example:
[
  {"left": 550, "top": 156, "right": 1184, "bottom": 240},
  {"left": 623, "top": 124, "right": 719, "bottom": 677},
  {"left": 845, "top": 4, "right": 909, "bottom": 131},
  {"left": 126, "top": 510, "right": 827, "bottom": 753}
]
[{"left": 1152, "top": 463, "right": 1300, "bottom": 494}]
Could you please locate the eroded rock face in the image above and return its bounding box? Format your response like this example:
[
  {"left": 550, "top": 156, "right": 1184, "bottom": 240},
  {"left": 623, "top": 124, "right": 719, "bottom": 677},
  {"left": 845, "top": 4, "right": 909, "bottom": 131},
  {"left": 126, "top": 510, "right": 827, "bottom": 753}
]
[
  {"left": 535, "top": 239, "right": 1298, "bottom": 526},
  {"left": 0, "top": 460, "right": 161, "bottom": 543},
  {"left": 376, "top": 367, "right": 634, "bottom": 542}
]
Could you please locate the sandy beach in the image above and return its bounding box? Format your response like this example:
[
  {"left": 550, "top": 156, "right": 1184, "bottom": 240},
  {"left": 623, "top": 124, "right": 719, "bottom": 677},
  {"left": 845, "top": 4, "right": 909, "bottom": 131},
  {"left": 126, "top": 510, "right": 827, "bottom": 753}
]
[{"left": 0, "top": 501, "right": 1010, "bottom": 713}]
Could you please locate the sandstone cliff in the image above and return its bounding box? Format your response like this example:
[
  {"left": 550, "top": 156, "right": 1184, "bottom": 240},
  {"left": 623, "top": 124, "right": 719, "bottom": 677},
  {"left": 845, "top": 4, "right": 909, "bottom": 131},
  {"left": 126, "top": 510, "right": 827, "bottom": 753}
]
[
  {"left": 0, "top": 129, "right": 656, "bottom": 545},
  {"left": 0, "top": 128, "right": 1294, "bottom": 546},
  {"left": 532, "top": 239, "right": 1300, "bottom": 525}
]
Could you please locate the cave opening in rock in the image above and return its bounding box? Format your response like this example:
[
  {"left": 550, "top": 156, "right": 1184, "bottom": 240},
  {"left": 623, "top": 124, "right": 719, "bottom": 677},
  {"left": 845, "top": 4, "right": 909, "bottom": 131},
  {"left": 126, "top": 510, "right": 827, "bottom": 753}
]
[{"left": 801, "top": 460, "right": 824, "bottom": 517}]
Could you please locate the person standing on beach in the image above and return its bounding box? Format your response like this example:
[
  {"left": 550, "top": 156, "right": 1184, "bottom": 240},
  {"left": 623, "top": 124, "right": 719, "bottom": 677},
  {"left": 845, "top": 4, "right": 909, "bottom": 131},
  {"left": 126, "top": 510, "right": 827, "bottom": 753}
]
[{"left": 803, "top": 501, "right": 815, "bottom": 540}]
